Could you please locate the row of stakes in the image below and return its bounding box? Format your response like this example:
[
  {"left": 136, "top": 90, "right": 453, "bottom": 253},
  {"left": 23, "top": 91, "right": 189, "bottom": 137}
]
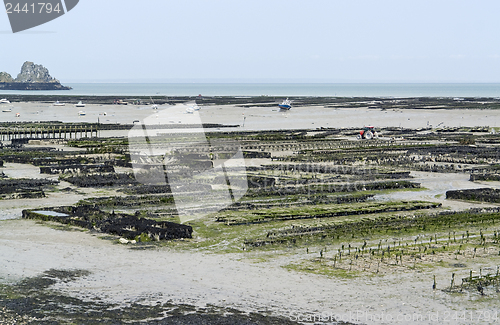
[{"left": 302, "top": 229, "right": 500, "bottom": 275}]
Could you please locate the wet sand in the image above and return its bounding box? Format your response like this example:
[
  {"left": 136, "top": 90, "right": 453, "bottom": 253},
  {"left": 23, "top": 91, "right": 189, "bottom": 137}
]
[
  {"left": 0, "top": 163, "right": 121, "bottom": 221},
  {"left": 1, "top": 101, "right": 499, "bottom": 131},
  {"left": 376, "top": 171, "right": 500, "bottom": 210},
  {"left": 1, "top": 167, "right": 499, "bottom": 324},
  {"left": 2, "top": 219, "right": 496, "bottom": 325}
]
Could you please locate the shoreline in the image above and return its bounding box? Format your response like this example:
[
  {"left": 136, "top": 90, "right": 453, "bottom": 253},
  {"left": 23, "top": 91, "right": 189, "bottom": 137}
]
[
  {"left": 2, "top": 82, "right": 500, "bottom": 98},
  {"left": 2, "top": 94, "right": 500, "bottom": 104}
]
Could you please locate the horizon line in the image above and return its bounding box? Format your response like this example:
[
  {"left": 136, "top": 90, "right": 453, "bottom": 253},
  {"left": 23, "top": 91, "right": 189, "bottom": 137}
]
[{"left": 60, "top": 80, "right": 500, "bottom": 84}]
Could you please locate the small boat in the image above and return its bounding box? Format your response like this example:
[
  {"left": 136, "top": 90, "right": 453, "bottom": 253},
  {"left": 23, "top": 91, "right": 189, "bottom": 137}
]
[
  {"left": 75, "top": 101, "right": 86, "bottom": 107},
  {"left": 54, "top": 101, "right": 65, "bottom": 106},
  {"left": 0, "top": 98, "right": 10, "bottom": 104},
  {"left": 278, "top": 98, "right": 292, "bottom": 110},
  {"left": 2, "top": 108, "right": 12, "bottom": 112},
  {"left": 185, "top": 102, "right": 200, "bottom": 114},
  {"left": 78, "top": 111, "right": 86, "bottom": 116}
]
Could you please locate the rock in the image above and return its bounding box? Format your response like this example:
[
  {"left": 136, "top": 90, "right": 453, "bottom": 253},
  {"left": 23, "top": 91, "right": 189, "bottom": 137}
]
[
  {"left": 0, "top": 61, "right": 71, "bottom": 90},
  {"left": 16, "top": 61, "right": 59, "bottom": 83},
  {"left": 0, "top": 72, "right": 14, "bottom": 83},
  {"left": 0, "top": 82, "right": 71, "bottom": 90},
  {"left": 119, "top": 238, "right": 129, "bottom": 244}
]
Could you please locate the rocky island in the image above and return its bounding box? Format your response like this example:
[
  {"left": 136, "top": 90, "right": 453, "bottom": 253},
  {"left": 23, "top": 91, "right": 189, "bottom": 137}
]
[{"left": 0, "top": 61, "right": 71, "bottom": 90}]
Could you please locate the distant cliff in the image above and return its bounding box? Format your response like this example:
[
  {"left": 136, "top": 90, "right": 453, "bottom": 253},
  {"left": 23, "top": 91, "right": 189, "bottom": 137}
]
[{"left": 0, "top": 62, "right": 71, "bottom": 90}]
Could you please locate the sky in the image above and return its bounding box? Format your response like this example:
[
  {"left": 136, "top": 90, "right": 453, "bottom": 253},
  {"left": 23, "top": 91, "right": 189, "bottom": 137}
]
[{"left": 1, "top": 0, "right": 500, "bottom": 83}]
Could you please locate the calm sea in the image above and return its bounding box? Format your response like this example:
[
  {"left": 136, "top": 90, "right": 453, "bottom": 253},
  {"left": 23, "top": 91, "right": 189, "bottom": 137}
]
[{"left": 2, "top": 83, "right": 500, "bottom": 97}]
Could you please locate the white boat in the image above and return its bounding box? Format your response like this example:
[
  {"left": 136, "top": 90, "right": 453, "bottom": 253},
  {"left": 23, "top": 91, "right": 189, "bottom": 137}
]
[
  {"left": 0, "top": 98, "right": 10, "bottom": 104},
  {"left": 54, "top": 101, "right": 65, "bottom": 106},
  {"left": 75, "top": 101, "right": 86, "bottom": 107},
  {"left": 278, "top": 98, "right": 292, "bottom": 110},
  {"left": 78, "top": 111, "right": 86, "bottom": 116},
  {"left": 185, "top": 101, "right": 200, "bottom": 114},
  {"left": 2, "top": 108, "right": 12, "bottom": 112}
]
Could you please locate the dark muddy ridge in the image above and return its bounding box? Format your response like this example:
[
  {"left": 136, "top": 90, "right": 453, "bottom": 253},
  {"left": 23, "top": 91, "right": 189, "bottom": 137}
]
[
  {"left": 446, "top": 188, "right": 500, "bottom": 203},
  {"left": 0, "top": 178, "right": 58, "bottom": 199},
  {"left": 23, "top": 206, "right": 192, "bottom": 241},
  {"left": 3, "top": 94, "right": 500, "bottom": 108}
]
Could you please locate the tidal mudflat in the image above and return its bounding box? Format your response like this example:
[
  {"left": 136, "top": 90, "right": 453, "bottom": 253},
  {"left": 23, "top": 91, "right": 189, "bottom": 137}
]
[{"left": 1, "top": 96, "right": 500, "bottom": 324}]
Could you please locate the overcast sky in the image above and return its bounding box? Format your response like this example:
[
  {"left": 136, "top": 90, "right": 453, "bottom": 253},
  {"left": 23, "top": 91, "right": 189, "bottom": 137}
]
[{"left": 1, "top": 0, "right": 500, "bottom": 83}]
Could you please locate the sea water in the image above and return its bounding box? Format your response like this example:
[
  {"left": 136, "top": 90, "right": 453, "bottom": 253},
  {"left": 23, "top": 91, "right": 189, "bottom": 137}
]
[{"left": 2, "top": 83, "right": 500, "bottom": 97}]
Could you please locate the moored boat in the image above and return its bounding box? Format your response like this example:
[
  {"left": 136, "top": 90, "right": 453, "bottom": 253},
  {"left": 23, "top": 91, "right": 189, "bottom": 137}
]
[{"left": 278, "top": 98, "right": 292, "bottom": 110}]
